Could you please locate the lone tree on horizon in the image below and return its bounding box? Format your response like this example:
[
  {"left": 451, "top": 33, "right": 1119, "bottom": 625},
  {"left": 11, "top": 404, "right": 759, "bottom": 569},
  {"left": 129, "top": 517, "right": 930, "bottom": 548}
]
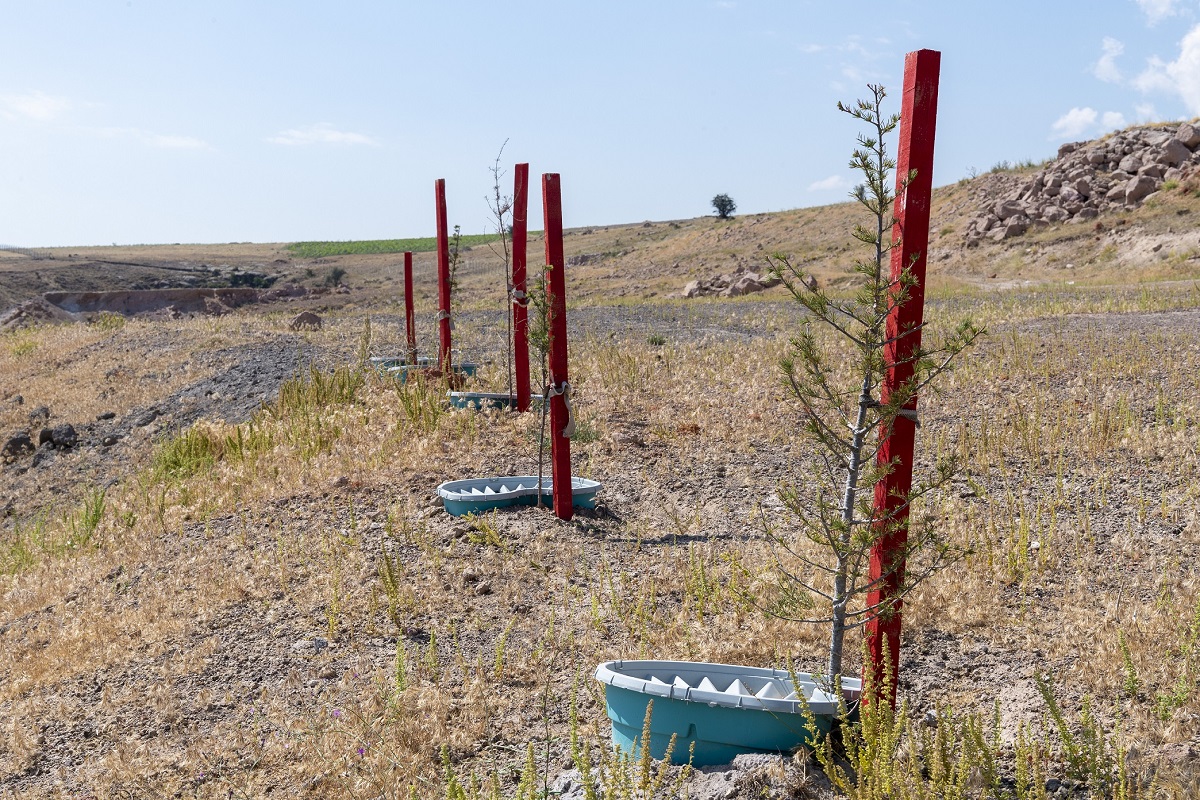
[{"left": 711, "top": 193, "right": 736, "bottom": 219}]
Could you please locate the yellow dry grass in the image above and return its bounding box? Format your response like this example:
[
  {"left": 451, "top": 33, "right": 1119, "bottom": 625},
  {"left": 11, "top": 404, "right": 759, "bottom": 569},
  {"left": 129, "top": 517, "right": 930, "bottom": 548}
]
[{"left": 2, "top": 279, "right": 1200, "bottom": 797}]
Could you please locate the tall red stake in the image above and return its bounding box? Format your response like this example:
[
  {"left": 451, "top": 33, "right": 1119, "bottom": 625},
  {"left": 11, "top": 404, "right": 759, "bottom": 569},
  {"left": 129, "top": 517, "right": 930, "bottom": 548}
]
[
  {"left": 403, "top": 251, "right": 417, "bottom": 363},
  {"left": 542, "top": 173, "right": 572, "bottom": 520},
  {"left": 435, "top": 178, "right": 453, "bottom": 372},
  {"left": 512, "top": 163, "right": 531, "bottom": 412},
  {"left": 865, "top": 49, "right": 941, "bottom": 706}
]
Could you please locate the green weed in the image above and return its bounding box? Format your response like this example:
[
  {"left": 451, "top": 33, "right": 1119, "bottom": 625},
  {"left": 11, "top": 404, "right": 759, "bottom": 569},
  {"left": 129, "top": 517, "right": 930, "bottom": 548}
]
[
  {"left": 91, "top": 311, "right": 126, "bottom": 331},
  {"left": 152, "top": 426, "right": 223, "bottom": 481},
  {"left": 287, "top": 233, "right": 507, "bottom": 259}
]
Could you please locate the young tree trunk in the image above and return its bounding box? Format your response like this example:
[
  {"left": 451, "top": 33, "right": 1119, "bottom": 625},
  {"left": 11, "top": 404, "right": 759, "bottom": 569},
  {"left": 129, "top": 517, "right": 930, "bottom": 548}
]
[{"left": 828, "top": 372, "right": 875, "bottom": 680}]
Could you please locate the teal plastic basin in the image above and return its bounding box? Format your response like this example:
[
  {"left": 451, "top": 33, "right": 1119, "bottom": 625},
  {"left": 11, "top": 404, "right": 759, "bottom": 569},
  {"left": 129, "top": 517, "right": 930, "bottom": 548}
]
[
  {"left": 447, "top": 392, "right": 544, "bottom": 410},
  {"left": 436, "top": 476, "right": 601, "bottom": 516},
  {"left": 386, "top": 361, "right": 477, "bottom": 383},
  {"left": 369, "top": 356, "right": 429, "bottom": 370},
  {"left": 595, "top": 660, "right": 859, "bottom": 766}
]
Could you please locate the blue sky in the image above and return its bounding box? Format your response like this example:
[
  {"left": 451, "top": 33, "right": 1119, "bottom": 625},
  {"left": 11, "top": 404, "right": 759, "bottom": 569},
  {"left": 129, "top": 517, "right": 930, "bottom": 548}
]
[{"left": 2, "top": 0, "right": 1198, "bottom": 247}]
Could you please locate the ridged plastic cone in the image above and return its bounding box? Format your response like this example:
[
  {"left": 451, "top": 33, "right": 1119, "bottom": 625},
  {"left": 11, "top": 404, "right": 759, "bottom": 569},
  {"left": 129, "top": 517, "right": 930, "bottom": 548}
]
[{"left": 756, "top": 683, "right": 785, "bottom": 699}]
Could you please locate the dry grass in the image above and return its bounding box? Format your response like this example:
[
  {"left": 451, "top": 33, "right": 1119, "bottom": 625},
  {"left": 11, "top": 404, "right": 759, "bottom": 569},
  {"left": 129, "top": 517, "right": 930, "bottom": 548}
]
[
  {"left": 9, "top": 163, "right": 1198, "bottom": 315},
  {"left": 2, "top": 279, "right": 1200, "bottom": 797}
]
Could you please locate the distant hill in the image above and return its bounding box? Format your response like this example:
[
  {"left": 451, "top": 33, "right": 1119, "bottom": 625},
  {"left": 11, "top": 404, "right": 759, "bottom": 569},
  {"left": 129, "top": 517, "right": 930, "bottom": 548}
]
[{"left": 2, "top": 120, "right": 1199, "bottom": 314}]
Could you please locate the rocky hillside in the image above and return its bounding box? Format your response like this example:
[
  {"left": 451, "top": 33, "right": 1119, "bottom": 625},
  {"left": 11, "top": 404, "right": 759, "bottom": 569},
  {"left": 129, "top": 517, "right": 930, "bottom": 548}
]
[
  {"left": 966, "top": 121, "right": 1200, "bottom": 244},
  {"left": 2, "top": 119, "right": 1199, "bottom": 318}
]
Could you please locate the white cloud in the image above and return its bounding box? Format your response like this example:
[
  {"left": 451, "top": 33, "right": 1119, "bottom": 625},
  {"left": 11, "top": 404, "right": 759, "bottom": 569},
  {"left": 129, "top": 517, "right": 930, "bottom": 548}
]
[
  {"left": 808, "top": 175, "right": 852, "bottom": 192},
  {"left": 1135, "top": 102, "right": 1159, "bottom": 120},
  {"left": 1094, "top": 37, "right": 1125, "bottom": 83},
  {"left": 1135, "top": 0, "right": 1180, "bottom": 25},
  {"left": 0, "top": 90, "right": 70, "bottom": 121},
  {"left": 1049, "top": 107, "right": 1098, "bottom": 140},
  {"left": 1133, "top": 23, "right": 1200, "bottom": 115},
  {"left": 267, "top": 123, "right": 378, "bottom": 146},
  {"left": 1102, "top": 110, "right": 1128, "bottom": 129}
]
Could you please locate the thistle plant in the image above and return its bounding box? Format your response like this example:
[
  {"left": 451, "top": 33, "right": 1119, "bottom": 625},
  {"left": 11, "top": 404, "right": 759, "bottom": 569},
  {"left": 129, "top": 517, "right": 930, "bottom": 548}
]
[
  {"left": 767, "top": 84, "right": 983, "bottom": 681},
  {"left": 527, "top": 263, "right": 554, "bottom": 506},
  {"left": 486, "top": 139, "right": 516, "bottom": 399}
]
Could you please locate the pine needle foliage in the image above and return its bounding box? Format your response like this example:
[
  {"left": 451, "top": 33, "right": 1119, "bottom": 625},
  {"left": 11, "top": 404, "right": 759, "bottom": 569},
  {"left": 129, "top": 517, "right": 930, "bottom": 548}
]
[{"left": 767, "top": 84, "right": 984, "bottom": 679}]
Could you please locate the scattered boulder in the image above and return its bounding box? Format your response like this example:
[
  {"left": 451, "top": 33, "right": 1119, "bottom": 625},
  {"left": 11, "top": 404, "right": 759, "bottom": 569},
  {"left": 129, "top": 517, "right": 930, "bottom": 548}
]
[
  {"left": 0, "top": 297, "right": 80, "bottom": 332},
  {"left": 133, "top": 408, "right": 162, "bottom": 428},
  {"left": 30, "top": 447, "right": 55, "bottom": 468},
  {"left": 48, "top": 423, "right": 79, "bottom": 448},
  {"left": 38, "top": 424, "right": 79, "bottom": 449},
  {"left": 1177, "top": 122, "right": 1200, "bottom": 149},
  {"left": 28, "top": 406, "right": 50, "bottom": 424},
  {"left": 259, "top": 283, "right": 308, "bottom": 302},
  {"left": 679, "top": 267, "right": 783, "bottom": 299},
  {"left": 1125, "top": 175, "right": 1159, "bottom": 204},
  {"left": 2, "top": 432, "right": 35, "bottom": 461},
  {"left": 290, "top": 311, "right": 323, "bottom": 331},
  {"left": 965, "top": 122, "right": 1200, "bottom": 245},
  {"left": 1161, "top": 138, "right": 1192, "bottom": 167}
]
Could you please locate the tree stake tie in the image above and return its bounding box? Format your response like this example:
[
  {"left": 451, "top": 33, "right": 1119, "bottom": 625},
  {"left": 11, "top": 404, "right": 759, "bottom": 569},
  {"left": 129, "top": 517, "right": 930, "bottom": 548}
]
[
  {"left": 510, "top": 288, "right": 529, "bottom": 306},
  {"left": 865, "top": 399, "right": 921, "bottom": 429},
  {"left": 546, "top": 381, "right": 576, "bottom": 438},
  {"left": 435, "top": 309, "right": 453, "bottom": 330}
]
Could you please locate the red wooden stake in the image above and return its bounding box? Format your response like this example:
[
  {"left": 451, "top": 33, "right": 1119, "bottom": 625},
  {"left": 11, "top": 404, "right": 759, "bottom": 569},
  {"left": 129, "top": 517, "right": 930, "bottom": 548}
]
[
  {"left": 435, "top": 178, "right": 453, "bottom": 372},
  {"left": 865, "top": 49, "right": 941, "bottom": 707},
  {"left": 512, "top": 163, "right": 531, "bottom": 412},
  {"left": 403, "top": 251, "right": 417, "bottom": 364},
  {"left": 542, "top": 173, "right": 572, "bottom": 520}
]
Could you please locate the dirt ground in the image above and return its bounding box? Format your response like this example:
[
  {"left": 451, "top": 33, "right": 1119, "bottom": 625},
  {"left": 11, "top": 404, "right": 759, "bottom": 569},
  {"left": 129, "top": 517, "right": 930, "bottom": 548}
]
[{"left": 2, "top": 278, "right": 1200, "bottom": 797}]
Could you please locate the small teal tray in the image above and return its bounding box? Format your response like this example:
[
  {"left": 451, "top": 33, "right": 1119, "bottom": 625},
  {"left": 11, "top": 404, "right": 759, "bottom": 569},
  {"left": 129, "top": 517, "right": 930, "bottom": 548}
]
[
  {"left": 448, "top": 392, "right": 544, "bottom": 410},
  {"left": 369, "top": 356, "right": 430, "bottom": 370},
  {"left": 386, "top": 361, "right": 478, "bottom": 383},
  {"left": 595, "top": 660, "right": 859, "bottom": 766},
  {"left": 436, "top": 476, "right": 601, "bottom": 516}
]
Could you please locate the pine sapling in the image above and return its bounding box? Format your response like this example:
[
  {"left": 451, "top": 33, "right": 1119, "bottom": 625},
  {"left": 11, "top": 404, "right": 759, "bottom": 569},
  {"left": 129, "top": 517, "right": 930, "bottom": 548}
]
[{"left": 766, "top": 84, "right": 983, "bottom": 682}]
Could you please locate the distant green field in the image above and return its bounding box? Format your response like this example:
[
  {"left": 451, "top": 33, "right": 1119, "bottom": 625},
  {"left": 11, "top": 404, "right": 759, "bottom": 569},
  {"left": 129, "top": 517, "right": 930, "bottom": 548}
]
[{"left": 286, "top": 234, "right": 503, "bottom": 259}]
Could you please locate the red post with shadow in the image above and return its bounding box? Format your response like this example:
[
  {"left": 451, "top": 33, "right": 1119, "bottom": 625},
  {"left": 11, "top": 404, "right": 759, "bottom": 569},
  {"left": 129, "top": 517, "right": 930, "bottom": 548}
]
[
  {"left": 542, "top": 173, "right": 572, "bottom": 520},
  {"left": 435, "top": 178, "right": 452, "bottom": 373},
  {"left": 512, "top": 163, "right": 531, "bottom": 412},
  {"left": 864, "top": 48, "right": 941, "bottom": 707},
  {"left": 403, "top": 251, "right": 417, "bottom": 364}
]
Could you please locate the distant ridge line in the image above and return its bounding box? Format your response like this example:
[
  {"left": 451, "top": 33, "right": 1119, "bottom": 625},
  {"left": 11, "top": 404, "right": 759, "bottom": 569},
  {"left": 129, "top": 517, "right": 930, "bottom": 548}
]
[{"left": 0, "top": 245, "right": 51, "bottom": 259}]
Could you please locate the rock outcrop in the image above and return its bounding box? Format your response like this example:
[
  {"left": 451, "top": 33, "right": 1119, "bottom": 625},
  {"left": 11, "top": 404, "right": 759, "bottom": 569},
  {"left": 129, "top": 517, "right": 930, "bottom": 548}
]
[
  {"left": 965, "top": 122, "right": 1200, "bottom": 245},
  {"left": 43, "top": 287, "right": 261, "bottom": 316},
  {"left": 2, "top": 284, "right": 318, "bottom": 331},
  {"left": 289, "top": 311, "right": 323, "bottom": 331},
  {"left": 681, "top": 266, "right": 782, "bottom": 298}
]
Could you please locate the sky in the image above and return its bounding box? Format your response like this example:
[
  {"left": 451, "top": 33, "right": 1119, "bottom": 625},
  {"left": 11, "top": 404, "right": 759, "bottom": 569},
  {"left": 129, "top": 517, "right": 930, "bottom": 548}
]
[{"left": 2, "top": 0, "right": 1199, "bottom": 247}]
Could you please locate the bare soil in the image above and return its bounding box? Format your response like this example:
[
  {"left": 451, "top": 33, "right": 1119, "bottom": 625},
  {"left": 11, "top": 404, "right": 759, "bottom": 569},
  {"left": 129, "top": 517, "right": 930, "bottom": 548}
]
[{"left": 2, "top": 281, "right": 1200, "bottom": 797}]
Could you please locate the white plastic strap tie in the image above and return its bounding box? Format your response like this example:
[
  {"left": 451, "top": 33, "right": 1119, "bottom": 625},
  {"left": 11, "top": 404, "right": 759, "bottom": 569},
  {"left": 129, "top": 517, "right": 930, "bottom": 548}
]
[
  {"left": 545, "top": 381, "right": 576, "bottom": 438},
  {"left": 510, "top": 288, "right": 529, "bottom": 306},
  {"left": 435, "top": 309, "right": 454, "bottom": 330}
]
